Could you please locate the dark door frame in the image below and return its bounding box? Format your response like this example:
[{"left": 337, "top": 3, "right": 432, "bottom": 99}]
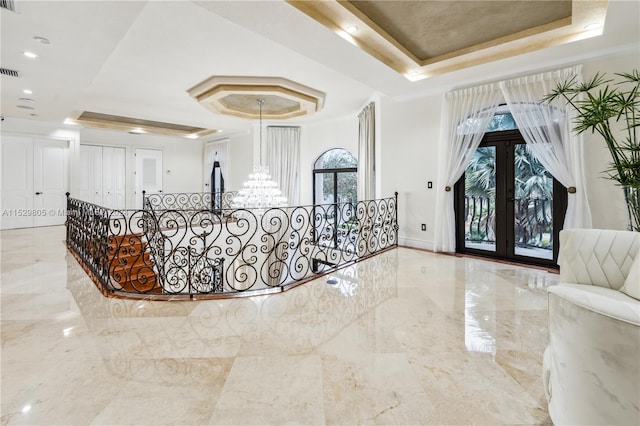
[{"left": 454, "top": 129, "right": 567, "bottom": 267}]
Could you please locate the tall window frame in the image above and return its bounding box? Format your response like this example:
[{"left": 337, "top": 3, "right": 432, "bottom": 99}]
[{"left": 312, "top": 149, "right": 358, "bottom": 206}]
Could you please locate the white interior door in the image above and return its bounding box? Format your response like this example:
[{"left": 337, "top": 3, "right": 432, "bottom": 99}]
[
  {"left": 1, "top": 135, "right": 34, "bottom": 229},
  {"left": 79, "top": 145, "right": 103, "bottom": 205},
  {"left": 135, "top": 148, "right": 163, "bottom": 208},
  {"left": 33, "top": 139, "right": 69, "bottom": 227},
  {"left": 1, "top": 136, "right": 69, "bottom": 229},
  {"left": 103, "top": 147, "right": 126, "bottom": 209}
]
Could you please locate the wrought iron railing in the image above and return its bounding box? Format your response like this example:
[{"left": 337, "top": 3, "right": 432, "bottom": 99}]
[
  {"left": 464, "top": 195, "right": 553, "bottom": 249},
  {"left": 65, "top": 192, "right": 398, "bottom": 299},
  {"left": 143, "top": 191, "right": 237, "bottom": 211},
  {"left": 465, "top": 195, "right": 496, "bottom": 243},
  {"left": 514, "top": 197, "right": 553, "bottom": 249}
]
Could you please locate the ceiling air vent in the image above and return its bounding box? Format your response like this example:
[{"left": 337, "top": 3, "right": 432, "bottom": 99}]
[
  {"left": 0, "top": 0, "right": 16, "bottom": 12},
  {"left": 0, "top": 68, "right": 20, "bottom": 77}
]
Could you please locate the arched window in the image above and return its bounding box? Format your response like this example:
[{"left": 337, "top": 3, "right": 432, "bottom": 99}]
[{"left": 313, "top": 149, "right": 357, "bottom": 205}]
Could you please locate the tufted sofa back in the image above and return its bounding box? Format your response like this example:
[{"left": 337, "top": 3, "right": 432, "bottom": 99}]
[{"left": 559, "top": 229, "right": 640, "bottom": 290}]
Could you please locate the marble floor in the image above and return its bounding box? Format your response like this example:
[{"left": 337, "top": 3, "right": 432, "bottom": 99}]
[{"left": 1, "top": 225, "right": 557, "bottom": 425}]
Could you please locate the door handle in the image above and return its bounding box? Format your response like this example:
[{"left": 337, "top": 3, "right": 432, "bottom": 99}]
[{"left": 35, "top": 192, "right": 43, "bottom": 195}]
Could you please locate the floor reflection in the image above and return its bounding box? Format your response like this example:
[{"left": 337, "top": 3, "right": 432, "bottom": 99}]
[{"left": 1, "top": 225, "right": 558, "bottom": 425}]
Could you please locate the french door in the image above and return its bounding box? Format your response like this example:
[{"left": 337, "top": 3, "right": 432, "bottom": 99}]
[
  {"left": 1, "top": 135, "right": 69, "bottom": 230},
  {"left": 455, "top": 130, "right": 566, "bottom": 267},
  {"left": 79, "top": 145, "right": 126, "bottom": 209}
]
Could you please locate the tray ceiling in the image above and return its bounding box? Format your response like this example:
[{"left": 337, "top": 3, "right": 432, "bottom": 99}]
[{"left": 288, "top": 0, "right": 608, "bottom": 80}]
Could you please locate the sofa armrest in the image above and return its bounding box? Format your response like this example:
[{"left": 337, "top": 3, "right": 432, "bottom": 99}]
[
  {"left": 545, "top": 284, "right": 640, "bottom": 425},
  {"left": 549, "top": 283, "right": 640, "bottom": 326}
]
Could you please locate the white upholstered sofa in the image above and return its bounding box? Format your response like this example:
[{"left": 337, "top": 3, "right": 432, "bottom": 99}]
[{"left": 543, "top": 229, "right": 640, "bottom": 425}]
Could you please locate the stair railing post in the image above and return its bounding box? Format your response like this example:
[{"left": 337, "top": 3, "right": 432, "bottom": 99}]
[
  {"left": 394, "top": 191, "right": 399, "bottom": 246},
  {"left": 65, "top": 192, "right": 71, "bottom": 245}
]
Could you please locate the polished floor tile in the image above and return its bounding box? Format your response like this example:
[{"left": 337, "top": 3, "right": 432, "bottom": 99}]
[{"left": 0, "top": 225, "right": 557, "bottom": 425}]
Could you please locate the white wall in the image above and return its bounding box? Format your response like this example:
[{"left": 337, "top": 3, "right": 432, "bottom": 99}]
[
  {"left": 224, "top": 116, "right": 359, "bottom": 207},
  {"left": 79, "top": 128, "right": 204, "bottom": 209},
  {"left": 3, "top": 50, "right": 636, "bottom": 234},
  {"left": 0, "top": 119, "right": 81, "bottom": 197},
  {"left": 378, "top": 48, "right": 639, "bottom": 251},
  {"left": 379, "top": 94, "right": 443, "bottom": 250},
  {"left": 0, "top": 119, "right": 205, "bottom": 210},
  {"left": 580, "top": 51, "right": 639, "bottom": 230},
  {"left": 220, "top": 130, "right": 253, "bottom": 192}
]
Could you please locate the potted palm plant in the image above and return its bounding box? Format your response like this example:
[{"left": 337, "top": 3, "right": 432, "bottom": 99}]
[{"left": 544, "top": 70, "right": 640, "bottom": 231}]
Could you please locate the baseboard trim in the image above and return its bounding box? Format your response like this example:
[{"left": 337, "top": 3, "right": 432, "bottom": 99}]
[{"left": 398, "top": 237, "right": 434, "bottom": 251}]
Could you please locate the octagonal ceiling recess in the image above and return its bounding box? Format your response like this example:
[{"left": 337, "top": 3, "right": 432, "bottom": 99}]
[
  {"left": 188, "top": 76, "right": 326, "bottom": 119},
  {"left": 287, "top": 0, "right": 609, "bottom": 80}
]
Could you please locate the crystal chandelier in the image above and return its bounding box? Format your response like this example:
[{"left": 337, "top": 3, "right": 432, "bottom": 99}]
[{"left": 232, "top": 99, "right": 287, "bottom": 214}]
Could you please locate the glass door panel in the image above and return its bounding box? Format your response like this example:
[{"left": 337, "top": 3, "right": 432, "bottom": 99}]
[
  {"left": 456, "top": 130, "right": 565, "bottom": 267},
  {"left": 336, "top": 172, "right": 357, "bottom": 250},
  {"left": 513, "top": 144, "right": 554, "bottom": 260},
  {"left": 314, "top": 172, "right": 335, "bottom": 247},
  {"left": 464, "top": 146, "right": 496, "bottom": 253},
  {"left": 315, "top": 172, "right": 334, "bottom": 205}
]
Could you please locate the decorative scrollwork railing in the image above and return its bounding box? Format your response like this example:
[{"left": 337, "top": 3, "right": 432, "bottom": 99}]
[
  {"left": 65, "top": 192, "right": 398, "bottom": 299},
  {"left": 464, "top": 195, "right": 553, "bottom": 250},
  {"left": 464, "top": 195, "right": 496, "bottom": 244},
  {"left": 143, "top": 191, "right": 237, "bottom": 211},
  {"left": 514, "top": 197, "right": 553, "bottom": 249}
]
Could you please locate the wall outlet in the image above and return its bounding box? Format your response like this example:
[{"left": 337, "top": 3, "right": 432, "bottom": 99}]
[{"left": 421, "top": 224, "right": 426, "bottom": 231}]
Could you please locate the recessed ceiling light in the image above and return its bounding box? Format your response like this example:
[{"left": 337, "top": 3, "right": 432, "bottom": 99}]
[
  {"left": 186, "top": 134, "right": 199, "bottom": 139},
  {"left": 584, "top": 23, "right": 602, "bottom": 31},
  {"left": 129, "top": 128, "right": 145, "bottom": 134},
  {"left": 33, "top": 36, "right": 50, "bottom": 44},
  {"left": 23, "top": 51, "right": 38, "bottom": 59},
  {"left": 346, "top": 25, "right": 358, "bottom": 34},
  {"left": 17, "top": 105, "right": 35, "bottom": 110},
  {"left": 23, "top": 89, "right": 33, "bottom": 94},
  {"left": 18, "top": 97, "right": 35, "bottom": 102},
  {"left": 29, "top": 113, "right": 39, "bottom": 117}
]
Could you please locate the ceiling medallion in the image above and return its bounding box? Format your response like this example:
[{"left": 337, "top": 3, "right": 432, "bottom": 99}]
[{"left": 187, "top": 76, "right": 326, "bottom": 119}]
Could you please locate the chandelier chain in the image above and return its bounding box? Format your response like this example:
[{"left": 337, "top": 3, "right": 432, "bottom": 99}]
[{"left": 258, "top": 98, "right": 264, "bottom": 164}]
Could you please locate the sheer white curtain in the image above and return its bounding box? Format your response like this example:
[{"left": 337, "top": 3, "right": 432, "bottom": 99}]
[
  {"left": 358, "top": 102, "right": 375, "bottom": 201},
  {"left": 500, "top": 66, "right": 592, "bottom": 229},
  {"left": 434, "top": 84, "right": 503, "bottom": 252},
  {"left": 266, "top": 126, "right": 301, "bottom": 206}
]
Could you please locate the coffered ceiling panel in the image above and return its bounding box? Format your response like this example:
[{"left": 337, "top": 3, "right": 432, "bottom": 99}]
[{"left": 347, "top": 1, "right": 573, "bottom": 60}]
